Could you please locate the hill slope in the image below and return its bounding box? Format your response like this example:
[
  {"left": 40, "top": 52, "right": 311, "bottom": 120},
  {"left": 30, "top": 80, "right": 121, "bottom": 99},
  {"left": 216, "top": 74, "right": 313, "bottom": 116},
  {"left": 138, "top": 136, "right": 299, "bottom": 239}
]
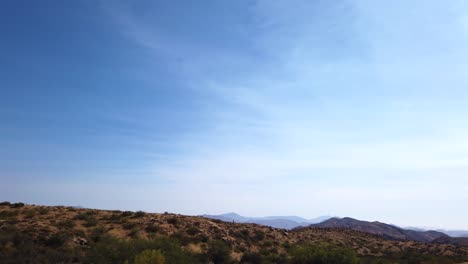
[
  {"left": 306, "top": 217, "right": 449, "bottom": 242},
  {"left": 1, "top": 203, "right": 468, "bottom": 263}
]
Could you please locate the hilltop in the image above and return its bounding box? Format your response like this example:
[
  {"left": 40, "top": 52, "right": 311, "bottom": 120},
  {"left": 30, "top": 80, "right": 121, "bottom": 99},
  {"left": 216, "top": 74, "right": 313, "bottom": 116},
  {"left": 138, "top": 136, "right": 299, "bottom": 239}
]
[
  {"left": 305, "top": 217, "right": 450, "bottom": 243},
  {"left": 1, "top": 202, "right": 468, "bottom": 263}
]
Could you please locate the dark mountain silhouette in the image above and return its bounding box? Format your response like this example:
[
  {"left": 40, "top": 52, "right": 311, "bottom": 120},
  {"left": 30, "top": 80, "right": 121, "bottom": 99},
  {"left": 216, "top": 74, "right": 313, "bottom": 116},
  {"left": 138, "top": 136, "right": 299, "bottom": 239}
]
[
  {"left": 405, "top": 226, "right": 468, "bottom": 238},
  {"left": 304, "top": 217, "right": 449, "bottom": 243},
  {"left": 201, "top": 213, "right": 330, "bottom": 229},
  {"left": 437, "top": 230, "right": 468, "bottom": 237}
]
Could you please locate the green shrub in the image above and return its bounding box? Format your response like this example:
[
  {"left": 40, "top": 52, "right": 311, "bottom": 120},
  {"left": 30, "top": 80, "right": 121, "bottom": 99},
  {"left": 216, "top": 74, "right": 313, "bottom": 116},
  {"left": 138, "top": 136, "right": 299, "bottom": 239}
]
[
  {"left": 262, "top": 240, "right": 273, "bottom": 248},
  {"left": 240, "top": 251, "right": 288, "bottom": 264},
  {"left": 207, "top": 240, "right": 232, "bottom": 264},
  {"left": 129, "top": 227, "right": 140, "bottom": 238},
  {"left": 121, "top": 211, "right": 134, "bottom": 217},
  {"left": 197, "top": 233, "right": 209, "bottom": 243},
  {"left": 106, "top": 213, "right": 123, "bottom": 222},
  {"left": 0, "top": 226, "right": 81, "bottom": 263},
  {"left": 134, "top": 211, "right": 146, "bottom": 218},
  {"left": 85, "top": 235, "right": 203, "bottom": 264},
  {"left": 90, "top": 227, "right": 106, "bottom": 242},
  {"left": 0, "top": 201, "right": 11, "bottom": 206},
  {"left": 240, "top": 252, "right": 262, "bottom": 264},
  {"left": 75, "top": 213, "right": 86, "bottom": 220},
  {"left": 57, "top": 219, "right": 75, "bottom": 228},
  {"left": 187, "top": 226, "right": 200, "bottom": 236},
  {"left": 253, "top": 230, "right": 265, "bottom": 241},
  {"left": 289, "top": 242, "right": 359, "bottom": 264},
  {"left": 134, "top": 249, "right": 165, "bottom": 264},
  {"left": 145, "top": 224, "right": 161, "bottom": 233},
  {"left": 43, "top": 232, "right": 69, "bottom": 248},
  {"left": 171, "top": 231, "right": 191, "bottom": 246},
  {"left": 123, "top": 221, "right": 138, "bottom": 230},
  {"left": 10, "top": 202, "right": 25, "bottom": 208},
  {"left": 83, "top": 216, "right": 98, "bottom": 227},
  {"left": 167, "top": 217, "right": 179, "bottom": 225},
  {"left": 24, "top": 209, "right": 36, "bottom": 218},
  {"left": 74, "top": 212, "right": 93, "bottom": 220},
  {"left": 73, "top": 229, "right": 86, "bottom": 237},
  {"left": 38, "top": 207, "right": 49, "bottom": 214},
  {"left": 0, "top": 210, "right": 19, "bottom": 220}
]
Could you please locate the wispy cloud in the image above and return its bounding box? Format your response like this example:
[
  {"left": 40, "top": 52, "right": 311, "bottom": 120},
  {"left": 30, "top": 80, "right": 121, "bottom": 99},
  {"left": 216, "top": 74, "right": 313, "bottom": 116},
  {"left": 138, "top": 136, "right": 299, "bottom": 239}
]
[
  {"left": 4, "top": 0, "right": 464, "bottom": 228},
  {"left": 104, "top": 1, "right": 468, "bottom": 191}
]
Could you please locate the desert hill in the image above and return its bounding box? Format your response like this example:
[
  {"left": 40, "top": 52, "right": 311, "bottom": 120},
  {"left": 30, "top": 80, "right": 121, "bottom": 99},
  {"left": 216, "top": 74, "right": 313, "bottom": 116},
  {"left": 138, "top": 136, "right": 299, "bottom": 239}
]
[
  {"left": 1, "top": 202, "right": 468, "bottom": 263},
  {"left": 305, "top": 217, "right": 449, "bottom": 243}
]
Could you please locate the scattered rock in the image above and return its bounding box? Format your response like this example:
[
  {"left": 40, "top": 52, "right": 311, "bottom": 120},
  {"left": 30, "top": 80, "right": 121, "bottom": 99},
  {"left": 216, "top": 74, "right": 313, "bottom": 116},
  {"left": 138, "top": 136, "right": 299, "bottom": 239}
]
[{"left": 73, "top": 237, "right": 88, "bottom": 246}]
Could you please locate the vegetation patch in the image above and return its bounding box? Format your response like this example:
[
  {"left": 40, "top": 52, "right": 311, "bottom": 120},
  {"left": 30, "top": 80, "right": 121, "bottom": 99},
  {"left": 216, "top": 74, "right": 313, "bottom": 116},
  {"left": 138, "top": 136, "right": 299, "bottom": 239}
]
[{"left": 1, "top": 203, "right": 468, "bottom": 264}]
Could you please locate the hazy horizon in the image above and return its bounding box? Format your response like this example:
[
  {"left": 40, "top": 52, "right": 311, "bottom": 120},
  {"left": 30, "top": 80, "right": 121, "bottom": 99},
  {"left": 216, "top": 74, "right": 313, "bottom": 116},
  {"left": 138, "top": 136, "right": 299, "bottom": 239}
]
[{"left": 2, "top": 0, "right": 468, "bottom": 230}]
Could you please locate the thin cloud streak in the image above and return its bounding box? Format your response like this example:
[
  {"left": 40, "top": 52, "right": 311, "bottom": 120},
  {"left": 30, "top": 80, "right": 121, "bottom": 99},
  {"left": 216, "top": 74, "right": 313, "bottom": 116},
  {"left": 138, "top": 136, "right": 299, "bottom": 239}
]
[
  {"left": 104, "top": 0, "right": 468, "bottom": 213},
  {"left": 4, "top": 1, "right": 466, "bottom": 228}
]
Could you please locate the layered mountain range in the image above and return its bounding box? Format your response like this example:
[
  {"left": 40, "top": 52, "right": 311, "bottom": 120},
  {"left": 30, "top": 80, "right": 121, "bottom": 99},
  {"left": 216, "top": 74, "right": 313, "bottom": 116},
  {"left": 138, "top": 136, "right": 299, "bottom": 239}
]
[
  {"left": 303, "top": 217, "right": 449, "bottom": 243},
  {"left": 203, "top": 213, "right": 468, "bottom": 244},
  {"left": 201, "top": 212, "right": 330, "bottom": 229}
]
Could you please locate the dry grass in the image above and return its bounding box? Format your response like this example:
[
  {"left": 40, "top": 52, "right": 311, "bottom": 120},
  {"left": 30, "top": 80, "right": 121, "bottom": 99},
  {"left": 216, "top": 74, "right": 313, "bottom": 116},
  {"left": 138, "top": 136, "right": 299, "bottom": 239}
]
[{"left": 1, "top": 203, "right": 468, "bottom": 261}]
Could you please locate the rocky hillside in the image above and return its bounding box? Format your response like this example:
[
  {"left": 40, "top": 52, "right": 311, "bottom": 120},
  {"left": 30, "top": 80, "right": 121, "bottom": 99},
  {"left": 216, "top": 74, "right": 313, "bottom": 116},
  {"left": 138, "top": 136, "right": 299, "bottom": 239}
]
[
  {"left": 1, "top": 202, "right": 468, "bottom": 263},
  {"left": 306, "top": 217, "right": 449, "bottom": 243}
]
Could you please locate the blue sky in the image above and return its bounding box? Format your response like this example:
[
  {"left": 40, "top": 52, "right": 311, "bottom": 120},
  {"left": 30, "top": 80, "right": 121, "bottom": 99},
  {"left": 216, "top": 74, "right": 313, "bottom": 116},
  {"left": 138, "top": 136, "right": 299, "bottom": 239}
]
[{"left": 1, "top": 0, "right": 468, "bottom": 229}]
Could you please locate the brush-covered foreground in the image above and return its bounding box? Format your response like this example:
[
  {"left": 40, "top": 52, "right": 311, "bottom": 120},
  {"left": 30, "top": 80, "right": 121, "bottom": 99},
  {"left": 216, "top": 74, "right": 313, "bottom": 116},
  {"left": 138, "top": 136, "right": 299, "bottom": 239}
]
[{"left": 1, "top": 202, "right": 467, "bottom": 264}]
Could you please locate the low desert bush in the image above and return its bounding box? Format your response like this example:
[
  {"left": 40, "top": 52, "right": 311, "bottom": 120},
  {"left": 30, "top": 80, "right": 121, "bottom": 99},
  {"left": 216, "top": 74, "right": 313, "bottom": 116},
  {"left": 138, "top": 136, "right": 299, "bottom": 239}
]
[
  {"left": 38, "top": 207, "right": 50, "bottom": 214},
  {"left": 90, "top": 227, "right": 106, "bottom": 242},
  {"left": 43, "top": 232, "right": 69, "bottom": 248},
  {"left": 186, "top": 226, "right": 200, "bottom": 236},
  {"left": 0, "top": 210, "right": 19, "bottom": 220},
  {"left": 134, "top": 211, "right": 146, "bottom": 218},
  {"left": 10, "top": 202, "right": 25, "bottom": 208},
  {"left": 83, "top": 216, "right": 98, "bottom": 227},
  {"left": 121, "top": 211, "right": 134, "bottom": 217},
  {"left": 85, "top": 235, "right": 203, "bottom": 264},
  {"left": 253, "top": 230, "right": 265, "bottom": 241},
  {"left": 134, "top": 249, "right": 165, "bottom": 264},
  {"left": 171, "top": 231, "right": 191, "bottom": 246},
  {"left": 167, "top": 217, "right": 179, "bottom": 225},
  {"left": 289, "top": 242, "right": 358, "bottom": 264},
  {"left": 106, "top": 213, "right": 123, "bottom": 222},
  {"left": 57, "top": 219, "right": 75, "bottom": 229},
  {"left": 123, "top": 221, "right": 138, "bottom": 230},
  {"left": 145, "top": 224, "right": 161, "bottom": 233},
  {"left": 207, "top": 240, "right": 232, "bottom": 264}
]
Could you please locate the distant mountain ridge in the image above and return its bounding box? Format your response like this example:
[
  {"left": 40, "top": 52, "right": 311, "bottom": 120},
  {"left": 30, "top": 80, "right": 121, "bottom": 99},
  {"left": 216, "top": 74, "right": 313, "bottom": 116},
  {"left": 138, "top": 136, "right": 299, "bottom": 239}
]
[
  {"left": 201, "top": 212, "right": 330, "bottom": 229},
  {"left": 304, "top": 217, "right": 449, "bottom": 243},
  {"left": 437, "top": 230, "right": 468, "bottom": 237},
  {"left": 201, "top": 213, "right": 468, "bottom": 241},
  {"left": 405, "top": 226, "right": 468, "bottom": 238}
]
